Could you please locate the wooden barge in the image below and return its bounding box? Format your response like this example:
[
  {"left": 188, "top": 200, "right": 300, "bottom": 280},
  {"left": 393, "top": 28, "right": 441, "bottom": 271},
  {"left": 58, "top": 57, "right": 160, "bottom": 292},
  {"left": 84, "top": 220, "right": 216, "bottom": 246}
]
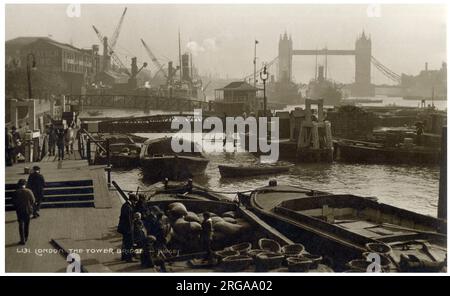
[
  {"left": 113, "top": 181, "right": 332, "bottom": 272},
  {"left": 139, "top": 137, "right": 209, "bottom": 181},
  {"left": 218, "top": 163, "right": 293, "bottom": 178},
  {"left": 242, "top": 183, "right": 447, "bottom": 272},
  {"left": 334, "top": 139, "right": 441, "bottom": 164},
  {"left": 92, "top": 133, "right": 146, "bottom": 168}
]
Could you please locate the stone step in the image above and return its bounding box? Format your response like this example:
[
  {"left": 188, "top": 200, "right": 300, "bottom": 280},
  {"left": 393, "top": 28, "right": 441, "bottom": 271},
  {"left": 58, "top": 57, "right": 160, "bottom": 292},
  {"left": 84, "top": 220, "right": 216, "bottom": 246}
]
[{"left": 5, "top": 179, "right": 95, "bottom": 211}]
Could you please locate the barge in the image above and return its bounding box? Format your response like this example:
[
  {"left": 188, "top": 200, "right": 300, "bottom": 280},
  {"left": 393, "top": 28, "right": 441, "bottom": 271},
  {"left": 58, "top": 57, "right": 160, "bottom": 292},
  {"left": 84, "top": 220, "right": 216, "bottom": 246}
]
[
  {"left": 114, "top": 181, "right": 332, "bottom": 272},
  {"left": 243, "top": 183, "right": 447, "bottom": 272},
  {"left": 334, "top": 139, "right": 441, "bottom": 164},
  {"left": 139, "top": 137, "right": 209, "bottom": 181}
]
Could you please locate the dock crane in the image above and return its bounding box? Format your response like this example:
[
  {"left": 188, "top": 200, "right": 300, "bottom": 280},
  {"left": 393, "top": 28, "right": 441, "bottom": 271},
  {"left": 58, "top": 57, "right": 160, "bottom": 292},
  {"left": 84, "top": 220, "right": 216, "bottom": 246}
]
[
  {"left": 140, "top": 38, "right": 168, "bottom": 78},
  {"left": 109, "top": 7, "right": 127, "bottom": 55},
  {"left": 92, "top": 7, "right": 130, "bottom": 74}
]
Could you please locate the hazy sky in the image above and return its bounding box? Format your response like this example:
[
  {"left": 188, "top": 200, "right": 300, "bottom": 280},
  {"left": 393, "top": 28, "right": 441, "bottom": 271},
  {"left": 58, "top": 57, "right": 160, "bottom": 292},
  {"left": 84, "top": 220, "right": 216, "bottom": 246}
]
[{"left": 5, "top": 4, "right": 447, "bottom": 84}]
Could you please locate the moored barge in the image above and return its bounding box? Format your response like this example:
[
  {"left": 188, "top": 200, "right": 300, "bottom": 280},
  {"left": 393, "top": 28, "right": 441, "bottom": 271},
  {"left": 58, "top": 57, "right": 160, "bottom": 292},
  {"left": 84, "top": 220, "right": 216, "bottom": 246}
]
[
  {"left": 243, "top": 183, "right": 447, "bottom": 272},
  {"left": 334, "top": 139, "right": 441, "bottom": 164},
  {"left": 139, "top": 137, "right": 209, "bottom": 181}
]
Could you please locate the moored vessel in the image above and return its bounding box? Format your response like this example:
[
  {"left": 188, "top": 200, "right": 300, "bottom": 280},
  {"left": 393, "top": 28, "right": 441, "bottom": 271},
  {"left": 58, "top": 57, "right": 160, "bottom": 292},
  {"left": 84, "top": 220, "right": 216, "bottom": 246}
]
[
  {"left": 218, "top": 163, "right": 293, "bottom": 178},
  {"left": 139, "top": 137, "right": 209, "bottom": 181},
  {"left": 243, "top": 182, "right": 447, "bottom": 271}
]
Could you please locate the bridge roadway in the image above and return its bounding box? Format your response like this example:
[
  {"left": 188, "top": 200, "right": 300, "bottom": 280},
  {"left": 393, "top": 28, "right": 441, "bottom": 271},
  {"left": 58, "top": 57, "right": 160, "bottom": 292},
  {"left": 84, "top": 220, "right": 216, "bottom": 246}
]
[{"left": 292, "top": 49, "right": 356, "bottom": 56}]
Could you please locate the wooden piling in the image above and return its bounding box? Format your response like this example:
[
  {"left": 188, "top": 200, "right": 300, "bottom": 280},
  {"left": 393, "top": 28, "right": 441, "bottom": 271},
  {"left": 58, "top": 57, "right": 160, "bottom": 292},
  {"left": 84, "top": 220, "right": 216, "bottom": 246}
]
[{"left": 438, "top": 126, "right": 447, "bottom": 232}]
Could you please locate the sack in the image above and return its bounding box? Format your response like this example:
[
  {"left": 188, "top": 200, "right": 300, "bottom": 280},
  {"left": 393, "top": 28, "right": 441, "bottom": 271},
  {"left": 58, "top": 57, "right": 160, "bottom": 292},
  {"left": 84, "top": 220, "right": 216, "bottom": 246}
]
[
  {"left": 214, "top": 221, "right": 242, "bottom": 236},
  {"left": 223, "top": 217, "right": 237, "bottom": 224},
  {"left": 167, "top": 202, "right": 188, "bottom": 219},
  {"left": 185, "top": 211, "right": 201, "bottom": 223},
  {"left": 211, "top": 216, "right": 224, "bottom": 224},
  {"left": 222, "top": 211, "right": 237, "bottom": 218}
]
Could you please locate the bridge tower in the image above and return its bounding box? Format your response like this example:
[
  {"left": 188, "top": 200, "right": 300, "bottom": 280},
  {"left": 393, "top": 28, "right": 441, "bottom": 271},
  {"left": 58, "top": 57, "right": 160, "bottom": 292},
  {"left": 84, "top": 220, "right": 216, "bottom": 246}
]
[
  {"left": 353, "top": 32, "right": 374, "bottom": 96},
  {"left": 278, "top": 32, "right": 293, "bottom": 82}
]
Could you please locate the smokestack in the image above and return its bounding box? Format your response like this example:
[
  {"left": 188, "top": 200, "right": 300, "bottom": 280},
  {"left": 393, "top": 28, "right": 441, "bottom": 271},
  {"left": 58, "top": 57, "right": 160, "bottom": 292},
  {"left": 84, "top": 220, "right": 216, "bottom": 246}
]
[
  {"left": 318, "top": 65, "right": 324, "bottom": 81},
  {"left": 425, "top": 62, "right": 428, "bottom": 72},
  {"left": 103, "top": 37, "right": 110, "bottom": 72}
]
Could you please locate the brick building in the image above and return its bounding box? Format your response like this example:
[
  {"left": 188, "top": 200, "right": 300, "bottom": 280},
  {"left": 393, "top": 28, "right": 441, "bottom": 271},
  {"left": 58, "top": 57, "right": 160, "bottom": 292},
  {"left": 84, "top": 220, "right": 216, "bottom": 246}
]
[{"left": 6, "top": 37, "right": 101, "bottom": 98}]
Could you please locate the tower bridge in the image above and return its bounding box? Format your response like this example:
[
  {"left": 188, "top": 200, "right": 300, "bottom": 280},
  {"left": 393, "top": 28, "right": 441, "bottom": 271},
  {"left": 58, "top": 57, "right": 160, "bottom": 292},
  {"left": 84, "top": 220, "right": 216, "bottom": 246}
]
[{"left": 278, "top": 31, "right": 375, "bottom": 96}]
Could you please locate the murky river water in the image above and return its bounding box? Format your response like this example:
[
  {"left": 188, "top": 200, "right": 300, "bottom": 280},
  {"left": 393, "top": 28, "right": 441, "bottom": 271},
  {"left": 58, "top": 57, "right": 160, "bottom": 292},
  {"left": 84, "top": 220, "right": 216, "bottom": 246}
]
[{"left": 81, "top": 99, "right": 444, "bottom": 218}]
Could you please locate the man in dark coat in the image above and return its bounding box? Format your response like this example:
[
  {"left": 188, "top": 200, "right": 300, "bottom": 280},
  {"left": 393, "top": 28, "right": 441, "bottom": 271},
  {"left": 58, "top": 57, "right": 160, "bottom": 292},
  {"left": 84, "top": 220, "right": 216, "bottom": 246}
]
[
  {"left": 5, "top": 127, "right": 14, "bottom": 166},
  {"left": 47, "top": 124, "right": 56, "bottom": 156},
  {"left": 118, "top": 194, "right": 138, "bottom": 262},
  {"left": 13, "top": 179, "right": 35, "bottom": 245},
  {"left": 27, "top": 166, "right": 45, "bottom": 218},
  {"left": 56, "top": 128, "right": 65, "bottom": 160}
]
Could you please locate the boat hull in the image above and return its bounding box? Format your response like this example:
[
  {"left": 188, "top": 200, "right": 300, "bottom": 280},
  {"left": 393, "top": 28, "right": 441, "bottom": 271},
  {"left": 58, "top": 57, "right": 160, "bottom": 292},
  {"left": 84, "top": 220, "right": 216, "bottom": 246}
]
[
  {"left": 218, "top": 164, "right": 292, "bottom": 178},
  {"left": 140, "top": 156, "right": 209, "bottom": 181},
  {"left": 95, "top": 155, "right": 140, "bottom": 168},
  {"left": 247, "top": 185, "right": 447, "bottom": 271},
  {"left": 335, "top": 141, "right": 440, "bottom": 164}
]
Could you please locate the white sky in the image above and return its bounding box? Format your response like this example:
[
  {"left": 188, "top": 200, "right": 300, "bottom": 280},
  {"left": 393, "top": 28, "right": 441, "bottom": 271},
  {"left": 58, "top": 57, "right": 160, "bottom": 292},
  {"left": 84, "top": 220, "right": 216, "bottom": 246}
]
[{"left": 5, "top": 4, "right": 447, "bottom": 84}]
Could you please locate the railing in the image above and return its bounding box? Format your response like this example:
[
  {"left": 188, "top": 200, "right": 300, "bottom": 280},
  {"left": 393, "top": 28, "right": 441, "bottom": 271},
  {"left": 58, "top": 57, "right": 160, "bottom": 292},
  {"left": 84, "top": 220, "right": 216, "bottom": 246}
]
[{"left": 78, "top": 128, "right": 112, "bottom": 187}]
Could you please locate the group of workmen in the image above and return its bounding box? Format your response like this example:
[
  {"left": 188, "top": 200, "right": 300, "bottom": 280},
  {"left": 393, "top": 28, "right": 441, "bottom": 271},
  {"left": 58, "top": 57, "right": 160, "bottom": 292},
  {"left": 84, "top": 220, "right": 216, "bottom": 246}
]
[
  {"left": 118, "top": 192, "right": 215, "bottom": 268},
  {"left": 118, "top": 193, "right": 165, "bottom": 267},
  {"left": 45, "top": 123, "right": 76, "bottom": 160},
  {"left": 5, "top": 123, "right": 76, "bottom": 166},
  {"left": 11, "top": 166, "right": 46, "bottom": 245}
]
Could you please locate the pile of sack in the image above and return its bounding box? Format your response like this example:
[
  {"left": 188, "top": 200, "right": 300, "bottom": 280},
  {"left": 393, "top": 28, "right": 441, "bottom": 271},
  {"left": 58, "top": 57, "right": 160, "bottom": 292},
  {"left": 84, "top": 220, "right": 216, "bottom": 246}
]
[{"left": 166, "top": 202, "right": 252, "bottom": 246}]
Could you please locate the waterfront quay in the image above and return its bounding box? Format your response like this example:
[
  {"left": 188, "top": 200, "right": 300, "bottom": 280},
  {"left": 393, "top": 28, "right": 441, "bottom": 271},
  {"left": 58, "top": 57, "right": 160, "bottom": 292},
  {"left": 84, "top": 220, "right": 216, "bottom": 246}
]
[{"left": 5, "top": 148, "right": 120, "bottom": 272}]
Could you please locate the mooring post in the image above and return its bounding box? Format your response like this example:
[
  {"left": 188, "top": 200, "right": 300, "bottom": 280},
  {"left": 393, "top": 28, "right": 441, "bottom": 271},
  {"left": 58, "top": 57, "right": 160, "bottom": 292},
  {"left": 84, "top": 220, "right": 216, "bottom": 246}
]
[
  {"left": 438, "top": 126, "right": 447, "bottom": 233},
  {"left": 105, "top": 138, "right": 112, "bottom": 187}
]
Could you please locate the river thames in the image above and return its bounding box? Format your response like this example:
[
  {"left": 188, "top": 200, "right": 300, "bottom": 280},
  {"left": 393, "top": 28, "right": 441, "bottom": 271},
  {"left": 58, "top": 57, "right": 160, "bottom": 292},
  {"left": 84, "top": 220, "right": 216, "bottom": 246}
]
[{"left": 82, "top": 98, "right": 444, "bottom": 218}]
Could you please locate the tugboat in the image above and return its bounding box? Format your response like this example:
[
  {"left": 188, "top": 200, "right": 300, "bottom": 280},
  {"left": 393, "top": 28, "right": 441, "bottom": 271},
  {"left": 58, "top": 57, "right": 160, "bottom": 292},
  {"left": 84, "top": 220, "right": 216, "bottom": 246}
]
[{"left": 139, "top": 137, "right": 209, "bottom": 181}]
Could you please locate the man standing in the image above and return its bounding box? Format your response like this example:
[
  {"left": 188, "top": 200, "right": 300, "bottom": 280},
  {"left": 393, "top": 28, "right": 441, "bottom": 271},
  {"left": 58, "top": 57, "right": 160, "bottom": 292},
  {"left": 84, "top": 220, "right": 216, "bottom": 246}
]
[
  {"left": 47, "top": 124, "right": 56, "bottom": 156},
  {"left": 5, "top": 127, "right": 14, "bottom": 166},
  {"left": 27, "top": 166, "right": 45, "bottom": 218},
  {"left": 56, "top": 128, "right": 65, "bottom": 161},
  {"left": 13, "top": 179, "right": 35, "bottom": 245},
  {"left": 65, "top": 124, "right": 75, "bottom": 155},
  {"left": 11, "top": 126, "right": 21, "bottom": 164},
  {"left": 201, "top": 212, "right": 214, "bottom": 262},
  {"left": 118, "top": 194, "right": 138, "bottom": 262}
]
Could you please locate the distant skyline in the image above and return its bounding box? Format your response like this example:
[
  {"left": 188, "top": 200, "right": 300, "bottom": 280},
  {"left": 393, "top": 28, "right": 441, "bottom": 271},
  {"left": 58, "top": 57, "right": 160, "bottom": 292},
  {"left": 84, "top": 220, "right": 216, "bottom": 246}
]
[{"left": 5, "top": 4, "right": 447, "bottom": 84}]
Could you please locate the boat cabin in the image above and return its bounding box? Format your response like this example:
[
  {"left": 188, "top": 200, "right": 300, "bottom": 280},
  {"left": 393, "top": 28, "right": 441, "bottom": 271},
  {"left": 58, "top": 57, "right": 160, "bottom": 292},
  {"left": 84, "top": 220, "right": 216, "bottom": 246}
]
[{"left": 213, "top": 81, "right": 264, "bottom": 116}]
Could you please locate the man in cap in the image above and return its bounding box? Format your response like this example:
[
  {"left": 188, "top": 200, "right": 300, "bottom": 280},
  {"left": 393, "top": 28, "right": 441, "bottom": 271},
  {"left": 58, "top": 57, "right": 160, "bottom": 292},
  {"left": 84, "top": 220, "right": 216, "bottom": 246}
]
[
  {"left": 118, "top": 193, "right": 138, "bottom": 262},
  {"left": 27, "top": 166, "right": 46, "bottom": 218},
  {"left": 13, "top": 179, "right": 35, "bottom": 245}
]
